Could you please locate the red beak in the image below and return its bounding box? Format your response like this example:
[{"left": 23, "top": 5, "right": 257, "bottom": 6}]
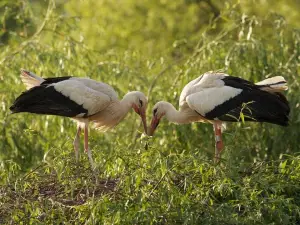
[
  {"left": 133, "top": 105, "right": 147, "bottom": 134},
  {"left": 148, "top": 115, "right": 160, "bottom": 136},
  {"left": 133, "top": 104, "right": 140, "bottom": 114},
  {"left": 140, "top": 110, "right": 148, "bottom": 135}
]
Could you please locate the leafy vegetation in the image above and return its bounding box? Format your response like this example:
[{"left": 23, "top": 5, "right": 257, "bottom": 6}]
[{"left": 0, "top": 0, "right": 300, "bottom": 224}]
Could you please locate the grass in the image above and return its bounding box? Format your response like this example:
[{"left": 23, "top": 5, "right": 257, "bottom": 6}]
[
  {"left": 0, "top": 0, "right": 300, "bottom": 224},
  {"left": 1, "top": 152, "right": 300, "bottom": 224}
]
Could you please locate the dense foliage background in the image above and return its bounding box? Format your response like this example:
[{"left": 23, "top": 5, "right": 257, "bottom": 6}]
[{"left": 0, "top": 0, "right": 300, "bottom": 224}]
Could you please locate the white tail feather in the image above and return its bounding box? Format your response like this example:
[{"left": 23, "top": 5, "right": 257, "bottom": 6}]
[
  {"left": 256, "top": 76, "right": 288, "bottom": 93},
  {"left": 20, "top": 69, "right": 45, "bottom": 90}
]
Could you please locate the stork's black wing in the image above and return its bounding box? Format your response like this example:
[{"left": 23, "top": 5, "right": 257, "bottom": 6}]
[
  {"left": 10, "top": 84, "right": 88, "bottom": 117},
  {"left": 189, "top": 76, "right": 290, "bottom": 126}
]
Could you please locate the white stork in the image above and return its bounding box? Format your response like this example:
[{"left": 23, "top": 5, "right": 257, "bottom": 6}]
[
  {"left": 10, "top": 69, "right": 148, "bottom": 167},
  {"left": 148, "top": 72, "right": 290, "bottom": 161}
]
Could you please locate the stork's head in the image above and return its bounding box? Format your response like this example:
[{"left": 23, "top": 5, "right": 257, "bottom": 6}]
[
  {"left": 148, "top": 101, "right": 170, "bottom": 136},
  {"left": 126, "top": 91, "right": 148, "bottom": 134}
]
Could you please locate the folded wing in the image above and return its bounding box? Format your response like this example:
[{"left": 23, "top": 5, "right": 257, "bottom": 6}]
[
  {"left": 186, "top": 75, "right": 290, "bottom": 126},
  {"left": 10, "top": 79, "right": 113, "bottom": 118}
]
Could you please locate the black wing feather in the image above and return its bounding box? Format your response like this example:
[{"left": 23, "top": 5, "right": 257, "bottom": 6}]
[
  {"left": 10, "top": 85, "right": 88, "bottom": 117},
  {"left": 203, "top": 76, "right": 290, "bottom": 126}
]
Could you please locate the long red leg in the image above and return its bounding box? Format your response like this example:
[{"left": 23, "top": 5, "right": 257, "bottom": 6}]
[
  {"left": 213, "top": 121, "right": 224, "bottom": 162},
  {"left": 73, "top": 126, "right": 81, "bottom": 162},
  {"left": 84, "top": 123, "right": 94, "bottom": 168}
]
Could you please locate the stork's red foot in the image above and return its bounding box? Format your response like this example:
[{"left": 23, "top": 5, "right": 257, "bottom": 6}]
[
  {"left": 214, "top": 138, "right": 224, "bottom": 163},
  {"left": 216, "top": 140, "right": 224, "bottom": 152}
]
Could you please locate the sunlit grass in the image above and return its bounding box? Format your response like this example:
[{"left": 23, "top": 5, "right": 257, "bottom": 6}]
[{"left": 1, "top": 151, "right": 300, "bottom": 223}]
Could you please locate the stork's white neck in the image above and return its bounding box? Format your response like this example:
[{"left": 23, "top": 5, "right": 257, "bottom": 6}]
[
  {"left": 161, "top": 102, "right": 197, "bottom": 124},
  {"left": 89, "top": 93, "right": 136, "bottom": 130},
  {"left": 120, "top": 92, "right": 137, "bottom": 114}
]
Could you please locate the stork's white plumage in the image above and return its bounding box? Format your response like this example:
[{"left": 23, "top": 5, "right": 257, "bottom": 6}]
[
  {"left": 149, "top": 72, "right": 290, "bottom": 162},
  {"left": 10, "top": 69, "right": 148, "bottom": 167}
]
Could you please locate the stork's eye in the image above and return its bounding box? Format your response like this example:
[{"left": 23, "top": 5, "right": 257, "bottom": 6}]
[
  {"left": 139, "top": 99, "right": 143, "bottom": 107},
  {"left": 153, "top": 108, "right": 157, "bottom": 116}
]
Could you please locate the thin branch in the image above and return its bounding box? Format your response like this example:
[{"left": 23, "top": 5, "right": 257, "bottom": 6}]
[
  {"left": 0, "top": 0, "right": 55, "bottom": 65},
  {"left": 147, "top": 57, "right": 186, "bottom": 100}
]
